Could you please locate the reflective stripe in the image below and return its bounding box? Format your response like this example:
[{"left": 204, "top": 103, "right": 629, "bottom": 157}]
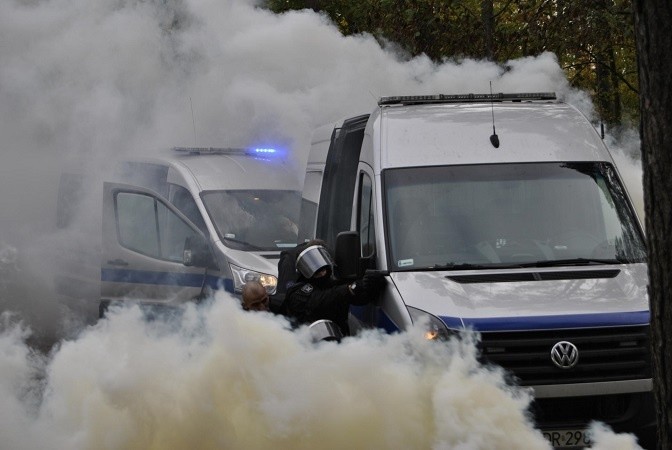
[
  {"left": 447, "top": 310, "right": 649, "bottom": 331},
  {"left": 101, "top": 268, "right": 233, "bottom": 292},
  {"left": 354, "top": 307, "right": 648, "bottom": 333},
  {"left": 204, "top": 275, "right": 234, "bottom": 292}
]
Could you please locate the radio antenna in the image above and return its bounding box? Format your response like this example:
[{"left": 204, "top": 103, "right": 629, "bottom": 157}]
[
  {"left": 489, "top": 81, "right": 500, "bottom": 148},
  {"left": 190, "top": 97, "right": 197, "bottom": 146}
]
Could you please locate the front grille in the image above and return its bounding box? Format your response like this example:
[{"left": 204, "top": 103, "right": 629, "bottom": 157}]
[
  {"left": 478, "top": 325, "right": 651, "bottom": 385},
  {"left": 531, "top": 394, "right": 638, "bottom": 426}
]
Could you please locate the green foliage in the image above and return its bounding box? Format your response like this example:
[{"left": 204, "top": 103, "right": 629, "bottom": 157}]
[{"left": 264, "top": 0, "right": 639, "bottom": 127}]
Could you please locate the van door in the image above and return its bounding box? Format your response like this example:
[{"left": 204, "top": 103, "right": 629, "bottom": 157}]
[
  {"left": 349, "top": 164, "right": 381, "bottom": 330},
  {"left": 101, "top": 182, "right": 211, "bottom": 305},
  {"left": 316, "top": 114, "right": 369, "bottom": 248}
]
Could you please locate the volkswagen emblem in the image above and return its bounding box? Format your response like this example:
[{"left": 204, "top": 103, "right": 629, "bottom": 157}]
[{"left": 550, "top": 341, "right": 579, "bottom": 369}]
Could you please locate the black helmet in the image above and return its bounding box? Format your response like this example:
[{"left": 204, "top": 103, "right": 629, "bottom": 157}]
[{"left": 295, "top": 245, "right": 334, "bottom": 279}]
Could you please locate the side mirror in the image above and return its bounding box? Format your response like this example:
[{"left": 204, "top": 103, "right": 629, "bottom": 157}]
[
  {"left": 183, "top": 234, "right": 216, "bottom": 269},
  {"left": 334, "top": 231, "right": 361, "bottom": 280}
]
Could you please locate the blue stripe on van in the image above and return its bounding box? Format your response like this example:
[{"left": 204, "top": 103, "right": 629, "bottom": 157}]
[
  {"left": 377, "top": 310, "right": 400, "bottom": 333},
  {"left": 367, "top": 308, "right": 648, "bottom": 334},
  {"left": 101, "top": 268, "right": 233, "bottom": 293},
  {"left": 204, "top": 275, "right": 234, "bottom": 293},
  {"left": 450, "top": 310, "right": 649, "bottom": 332}
]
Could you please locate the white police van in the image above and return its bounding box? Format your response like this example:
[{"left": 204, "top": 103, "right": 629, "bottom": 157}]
[
  {"left": 100, "top": 147, "right": 300, "bottom": 313},
  {"left": 298, "top": 93, "right": 655, "bottom": 448}
]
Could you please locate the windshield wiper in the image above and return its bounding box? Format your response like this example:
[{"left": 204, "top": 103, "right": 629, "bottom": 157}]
[
  {"left": 432, "top": 258, "right": 628, "bottom": 271},
  {"left": 222, "top": 236, "right": 263, "bottom": 251},
  {"left": 518, "top": 257, "right": 628, "bottom": 268}
]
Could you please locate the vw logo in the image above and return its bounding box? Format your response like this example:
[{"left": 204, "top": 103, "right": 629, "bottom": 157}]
[{"left": 550, "top": 341, "right": 579, "bottom": 369}]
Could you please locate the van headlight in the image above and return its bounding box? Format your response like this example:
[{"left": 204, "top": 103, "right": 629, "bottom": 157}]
[
  {"left": 229, "top": 264, "right": 278, "bottom": 295},
  {"left": 407, "top": 306, "right": 453, "bottom": 341}
]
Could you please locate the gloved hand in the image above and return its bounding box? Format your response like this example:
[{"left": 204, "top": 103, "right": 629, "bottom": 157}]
[
  {"left": 359, "top": 272, "right": 387, "bottom": 295},
  {"left": 348, "top": 273, "right": 386, "bottom": 305}
]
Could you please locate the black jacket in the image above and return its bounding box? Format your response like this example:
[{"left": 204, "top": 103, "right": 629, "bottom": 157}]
[{"left": 281, "top": 278, "right": 371, "bottom": 335}]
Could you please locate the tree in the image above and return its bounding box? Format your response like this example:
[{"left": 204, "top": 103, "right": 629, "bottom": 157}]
[
  {"left": 265, "top": 0, "right": 640, "bottom": 127},
  {"left": 481, "top": 0, "right": 495, "bottom": 60},
  {"left": 633, "top": 1, "right": 672, "bottom": 448}
]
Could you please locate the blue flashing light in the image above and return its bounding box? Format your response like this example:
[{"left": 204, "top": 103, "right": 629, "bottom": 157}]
[
  {"left": 249, "top": 147, "right": 285, "bottom": 160},
  {"left": 173, "top": 146, "right": 285, "bottom": 159}
]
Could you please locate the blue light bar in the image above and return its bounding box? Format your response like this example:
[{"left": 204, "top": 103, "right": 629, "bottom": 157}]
[
  {"left": 173, "top": 147, "right": 246, "bottom": 155},
  {"left": 173, "top": 147, "right": 280, "bottom": 156}
]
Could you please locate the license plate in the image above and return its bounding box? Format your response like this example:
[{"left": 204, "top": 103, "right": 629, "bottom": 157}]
[{"left": 542, "top": 429, "right": 591, "bottom": 448}]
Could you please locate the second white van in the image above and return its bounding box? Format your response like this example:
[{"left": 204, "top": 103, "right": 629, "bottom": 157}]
[{"left": 99, "top": 146, "right": 301, "bottom": 313}]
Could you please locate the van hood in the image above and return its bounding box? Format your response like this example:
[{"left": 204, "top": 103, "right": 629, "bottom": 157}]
[
  {"left": 219, "top": 245, "right": 281, "bottom": 276},
  {"left": 390, "top": 264, "right": 649, "bottom": 331}
]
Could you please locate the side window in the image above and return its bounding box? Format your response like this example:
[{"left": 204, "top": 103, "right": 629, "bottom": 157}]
[
  {"left": 116, "top": 191, "right": 201, "bottom": 262},
  {"left": 158, "top": 201, "right": 199, "bottom": 262},
  {"left": 357, "top": 172, "right": 375, "bottom": 257},
  {"left": 169, "top": 184, "right": 208, "bottom": 234},
  {"left": 297, "top": 198, "right": 318, "bottom": 243},
  {"left": 117, "top": 192, "right": 160, "bottom": 256}
]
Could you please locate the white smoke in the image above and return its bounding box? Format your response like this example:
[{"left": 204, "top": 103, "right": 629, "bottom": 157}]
[
  {"left": 0, "top": 0, "right": 592, "bottom": 336},
  {"left": 0, "top": 0, "right": 646, "bottom": 448},
  {"left": 0, "top": 293, "right": 641, "bottom": 450}
]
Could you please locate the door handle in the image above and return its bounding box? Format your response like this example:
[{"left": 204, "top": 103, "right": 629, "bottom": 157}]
[{"left": 107, "top": 259, "right": 129, "bottom": 267}]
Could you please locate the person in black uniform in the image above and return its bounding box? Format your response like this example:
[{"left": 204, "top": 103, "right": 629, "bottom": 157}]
[{"left": 280, "top": 243, "right": 386, "bottom": 336}]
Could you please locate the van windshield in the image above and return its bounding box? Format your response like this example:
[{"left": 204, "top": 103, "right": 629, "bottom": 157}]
[
  {"left": 384, "top": 162, "right": 646, "bottom": 271},
  {"left": 201, "top": 190, "right": 300, "bottom": 251}
]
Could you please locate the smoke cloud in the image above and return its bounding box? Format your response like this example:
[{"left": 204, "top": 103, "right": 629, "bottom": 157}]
[
  {"left": 0, "top": 0, "right": 645, "bottom": 448},
  {"left": 0, "top": 295, "right": 642, "bottom": 450},
  {"left": 0, "top": 0, "right": 601, "bottom": 335}
]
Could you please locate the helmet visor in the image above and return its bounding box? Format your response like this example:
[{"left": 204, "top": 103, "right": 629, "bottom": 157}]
[
  {"left": 309, "top": 319, "right": 343, "bottom": 343},
  {"left": 296, "top": 245, "right": 334, "bottom": 279}
]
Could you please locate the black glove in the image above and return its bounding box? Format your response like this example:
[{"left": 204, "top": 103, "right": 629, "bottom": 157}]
[{"left": 353, "top": 272, "right": 386, "bottom": 296}]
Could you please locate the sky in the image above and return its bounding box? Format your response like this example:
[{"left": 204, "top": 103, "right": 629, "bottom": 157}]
[{"left": 0, "top": 0, "right": 647, "bottom": 448}]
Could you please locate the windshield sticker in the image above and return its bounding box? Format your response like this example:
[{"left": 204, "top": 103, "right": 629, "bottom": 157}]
[
  {"left": 398, "top": 259, "right": 414, "bottom": 267},
  {"left": 224, "top": 233, "right": 236, "bottom": 239}
]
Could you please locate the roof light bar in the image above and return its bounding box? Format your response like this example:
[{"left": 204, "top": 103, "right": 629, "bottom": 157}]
[
  {"left": 173, "top": 147, "right": 279, "bottom": 156},
  {"left": 378, "top": 92, "right": 557, "bottom": 106},
  {"left": 173, "top": 147, "right": 245, "bottom": 155}
]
